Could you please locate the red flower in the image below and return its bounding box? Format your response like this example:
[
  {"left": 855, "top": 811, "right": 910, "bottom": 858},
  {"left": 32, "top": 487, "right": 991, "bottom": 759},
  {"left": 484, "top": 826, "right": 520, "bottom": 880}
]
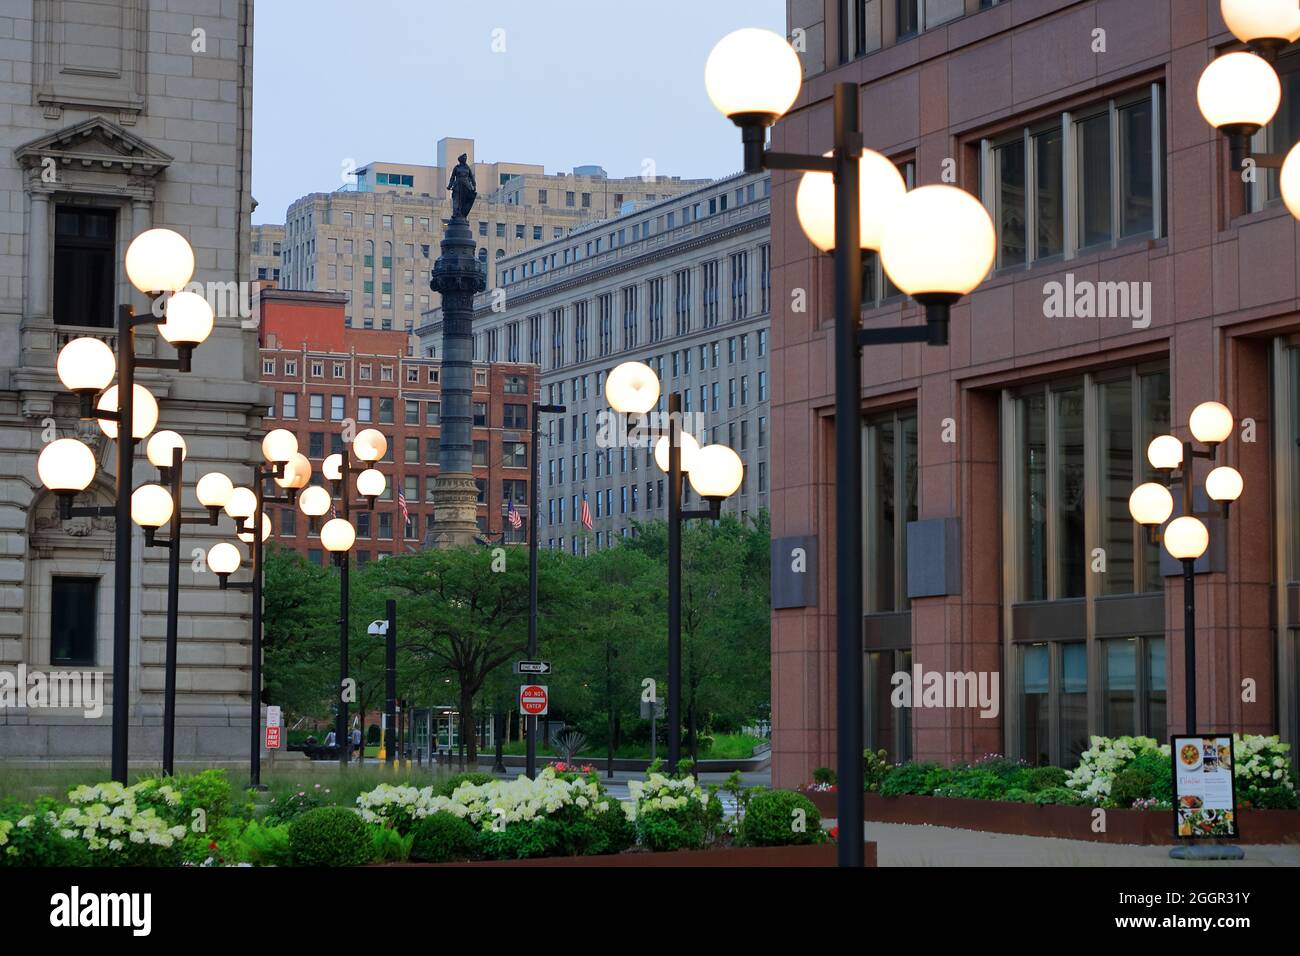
[
  {"left": 828, "top": 826, "right": 839, "bottom": 841},
  {"left": 208, "top": 841, "right": 219, "bottom": 850}
]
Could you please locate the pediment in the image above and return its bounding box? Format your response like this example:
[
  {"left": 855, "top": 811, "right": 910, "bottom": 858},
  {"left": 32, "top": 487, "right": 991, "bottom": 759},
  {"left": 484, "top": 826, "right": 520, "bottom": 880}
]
[{"left": 14, "top": 117, "right": 172, "bottom": 177}]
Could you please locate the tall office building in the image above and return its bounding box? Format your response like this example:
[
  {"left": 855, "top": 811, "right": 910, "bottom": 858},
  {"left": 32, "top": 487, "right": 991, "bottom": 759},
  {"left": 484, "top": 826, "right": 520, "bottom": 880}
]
[
  {"left": 770, "top": 0, "right": 1300, "bottom": 787},
  {"left": 420, "top": 172, "right": 773, "bottom": 552},
  {"left": 271, "top": 137, "right": 709, "bottom": 336},
  {"left": 0, "top": 0, "right": 265, "bottom": 762}
]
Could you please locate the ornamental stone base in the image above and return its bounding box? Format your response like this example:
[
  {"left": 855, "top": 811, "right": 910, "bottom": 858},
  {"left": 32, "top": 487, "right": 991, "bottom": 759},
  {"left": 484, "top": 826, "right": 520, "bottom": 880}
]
[{"left": 426, "top": 473, "right": 481, "bottom": 549}]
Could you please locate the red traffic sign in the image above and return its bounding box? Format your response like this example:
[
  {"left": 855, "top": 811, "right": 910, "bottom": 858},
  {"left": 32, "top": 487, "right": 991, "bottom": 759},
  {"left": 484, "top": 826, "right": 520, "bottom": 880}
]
[
  {"left": 519, "top": 684, "right": 549, "bottom": 716},
  {"left": 265, "top": 726, "right": 281, "bottom": 750}
]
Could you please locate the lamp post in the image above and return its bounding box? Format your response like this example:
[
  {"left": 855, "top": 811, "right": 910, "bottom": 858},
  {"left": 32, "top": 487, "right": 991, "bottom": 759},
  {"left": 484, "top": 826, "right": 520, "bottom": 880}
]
[
  {"left": 38, "top": 228, "right": 209, "bottom": 783},
  {"left": 321, "top": 427, "right": 387, "bottom": 768},
  {"left": 137, "top": 431, "right": 226, "bottom": 776},
  {"left": 197, "top": 427, "right": 305, "bottom": 787},
  {"left": 1129, "top": 402, "right": 1243, "bottom": 737},
  {"left": 605, "top": 361, "right": 744, "bottom": 774},
  {"left": 704, "top": 28, "right": 995, "bottom": 866},
  {"left": 526, "top": 401, "right": 566, "bottom": 780}
]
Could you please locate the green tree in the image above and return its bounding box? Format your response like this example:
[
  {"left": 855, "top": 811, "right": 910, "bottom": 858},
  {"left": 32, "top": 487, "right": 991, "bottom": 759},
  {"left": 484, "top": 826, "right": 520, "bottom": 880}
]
[{"left": 261, "top": 547, "right": 338, "bottom": 720}]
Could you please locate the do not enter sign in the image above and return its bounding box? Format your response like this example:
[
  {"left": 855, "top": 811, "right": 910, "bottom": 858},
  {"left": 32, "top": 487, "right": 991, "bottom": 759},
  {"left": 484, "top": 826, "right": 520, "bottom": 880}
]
[{"left": 519, "top": 684, "right": 549, "bottom": 716}]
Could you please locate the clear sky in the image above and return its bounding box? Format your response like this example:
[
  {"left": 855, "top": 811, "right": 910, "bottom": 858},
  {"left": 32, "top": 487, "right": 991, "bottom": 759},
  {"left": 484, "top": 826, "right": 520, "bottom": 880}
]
[{"left": 251, "top": 0, "right": 786, "bottom": 224}]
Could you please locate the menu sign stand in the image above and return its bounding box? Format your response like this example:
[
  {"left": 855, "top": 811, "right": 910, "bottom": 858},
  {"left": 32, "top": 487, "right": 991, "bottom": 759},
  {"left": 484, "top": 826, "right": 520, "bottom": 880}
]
[{"left": 1169, "top": 733, "right": 1245, "bottom": 860}]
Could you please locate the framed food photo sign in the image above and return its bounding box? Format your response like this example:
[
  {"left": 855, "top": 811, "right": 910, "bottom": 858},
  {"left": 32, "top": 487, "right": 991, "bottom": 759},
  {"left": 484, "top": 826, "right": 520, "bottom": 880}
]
[{"left": 1171, "top": 735, "right": 1239, "bottom": 840}]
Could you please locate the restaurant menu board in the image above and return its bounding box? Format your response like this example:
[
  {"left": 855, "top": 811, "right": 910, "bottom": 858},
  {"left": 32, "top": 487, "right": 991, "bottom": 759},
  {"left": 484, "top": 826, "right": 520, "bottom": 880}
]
[{"left": 1171, "top": 735, "right": 1238, "bottom": 839}]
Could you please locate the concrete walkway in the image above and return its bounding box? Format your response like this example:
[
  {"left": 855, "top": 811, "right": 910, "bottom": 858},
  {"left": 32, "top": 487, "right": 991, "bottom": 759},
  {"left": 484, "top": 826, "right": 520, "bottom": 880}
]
[{"left": 826, "top": 820, "right": 1300, "bottom": 866}]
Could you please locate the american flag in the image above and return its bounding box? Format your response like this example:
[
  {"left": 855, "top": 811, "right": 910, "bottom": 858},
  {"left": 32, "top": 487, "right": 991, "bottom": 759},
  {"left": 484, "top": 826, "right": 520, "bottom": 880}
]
[
  {"left": 397, "top": 488, "right": 409, "bottom": 526},
  {"left": 507, "top": 499, "right": 522, "bottom": 530},
  {"left": 580, "top": 491, "right": 593, "bottom": 531}
]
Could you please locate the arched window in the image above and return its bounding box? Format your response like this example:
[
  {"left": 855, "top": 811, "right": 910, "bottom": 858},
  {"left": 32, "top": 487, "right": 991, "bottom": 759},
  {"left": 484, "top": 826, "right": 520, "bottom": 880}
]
[{"left": 495, "top": 249, "right": 505, "bottom": 259}]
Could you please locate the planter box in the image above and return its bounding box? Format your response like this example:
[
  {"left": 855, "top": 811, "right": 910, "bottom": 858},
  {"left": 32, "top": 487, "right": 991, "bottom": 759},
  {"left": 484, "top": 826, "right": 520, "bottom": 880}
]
[
  {"left": 801, "top": 790, "right": 1300, "bottom": 845},
  {"left": 395, "top": 842, "right": 870, "bottom": 867}
]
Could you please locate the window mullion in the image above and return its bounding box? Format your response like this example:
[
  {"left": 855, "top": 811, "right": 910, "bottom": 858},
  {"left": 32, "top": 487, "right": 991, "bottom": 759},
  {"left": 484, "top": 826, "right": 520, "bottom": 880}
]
[
  {"left": 1151, "top": 82, "right": 1165, "bottom": 240},
  {"left": 1110, "top": 98, "right": 1122, "bottom": 248},
  {"left": 1062, "top": 112, "right": 1078, "bottom": 260},
  {"left": 1046, "top": 387, "right": 1061, "bottom": 600},
  {"left": 1025, "top": 128, "right": 1036, "bottom": 264}
]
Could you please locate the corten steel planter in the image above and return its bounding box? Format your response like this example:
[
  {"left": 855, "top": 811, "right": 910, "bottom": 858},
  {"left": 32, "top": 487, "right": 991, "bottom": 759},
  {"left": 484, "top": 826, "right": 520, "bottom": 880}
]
[
  {"left": 391, "top": 842, "right": 871, "bottom": 867},
  {"left": 800, "top": 790, "right": 1300, "bottom": 845}
]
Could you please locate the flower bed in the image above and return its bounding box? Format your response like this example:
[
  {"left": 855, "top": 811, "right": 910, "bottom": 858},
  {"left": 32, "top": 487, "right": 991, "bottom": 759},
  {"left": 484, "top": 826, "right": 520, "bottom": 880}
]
[
  {"left": 800, "top": 734, "right": 1299, "bottom": 845},
  {"left": 0, "top": 765, "right": 841, "bottom": 866}
]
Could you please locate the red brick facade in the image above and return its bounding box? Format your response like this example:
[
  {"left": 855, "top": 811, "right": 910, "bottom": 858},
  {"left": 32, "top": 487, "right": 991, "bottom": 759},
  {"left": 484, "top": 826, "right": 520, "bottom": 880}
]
[{"left": 258, "top": 289, "right": 536, "bottom": 564}]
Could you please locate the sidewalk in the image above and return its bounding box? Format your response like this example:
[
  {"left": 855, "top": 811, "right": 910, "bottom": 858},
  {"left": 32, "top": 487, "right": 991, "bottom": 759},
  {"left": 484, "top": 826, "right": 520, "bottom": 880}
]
[{"left": 831, "top": 821, "right": 1300, "bottom": 866}]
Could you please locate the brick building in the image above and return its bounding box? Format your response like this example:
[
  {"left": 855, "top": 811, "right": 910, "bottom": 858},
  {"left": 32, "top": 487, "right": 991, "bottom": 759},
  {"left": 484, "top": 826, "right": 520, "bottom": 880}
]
[
  {"left": 770, "top": 0, "right": 1300, "bottom": 787},
  {"left": 258, "top": 289, "right": 537, "bottom": 562}
]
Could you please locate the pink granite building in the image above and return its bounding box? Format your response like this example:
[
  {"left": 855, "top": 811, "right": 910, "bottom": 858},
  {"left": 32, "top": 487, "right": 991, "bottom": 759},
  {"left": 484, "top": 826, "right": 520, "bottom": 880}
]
[{"left": 770, "top": 0, "right": 1299, "bottom": 787}]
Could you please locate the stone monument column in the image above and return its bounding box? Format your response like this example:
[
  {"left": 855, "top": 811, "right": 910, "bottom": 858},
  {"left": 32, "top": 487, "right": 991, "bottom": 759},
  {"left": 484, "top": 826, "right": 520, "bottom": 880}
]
[{"left": 428, "top": 154, "right": 485, "bottom": 548}]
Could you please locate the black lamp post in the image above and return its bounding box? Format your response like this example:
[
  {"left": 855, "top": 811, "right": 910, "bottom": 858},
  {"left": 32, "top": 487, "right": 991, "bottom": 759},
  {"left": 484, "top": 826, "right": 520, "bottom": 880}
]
[
  {"left": 205, "top": 446, "right": 304, "bottom": 787},
  {"left": 39, "top": 229, "right": 214, "bottom": 784},
  {"left": 526, "top": 400, "right": 565, "bottom": 780},
  {"left": 705, "top": 28, "right": 995, "bottom": 866},
  {"left": 1129, "top": 403, "right": 1243, "bottom": 736},
  {"left": 321, "top": 429, "right": 388, "bottom": 768},
  {"left": 604, "top": 364, "right": 744, "bottom": 774},
  {"left": 139, "top": 437, "right": 222, "bottom": 776}
]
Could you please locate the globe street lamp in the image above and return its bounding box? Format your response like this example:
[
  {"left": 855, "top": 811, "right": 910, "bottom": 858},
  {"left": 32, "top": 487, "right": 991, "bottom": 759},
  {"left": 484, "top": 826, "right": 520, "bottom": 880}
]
[
  {"left": 1129, "top": 401, "right": 1244, "bottom": 738},
  {"left": 606, "top": 360, "right": 744, "bottom": 774},
  {"left": 138, "top": 435, "right": 223, "bottom": 776},
  {"left": 1195, "top": 2, "right": 1300, "bottom": 194},
  {"left": 200, "top": 428, "right": 310, "bottom": 787},
  {"left": 705, "top": 27, "right": 995, "bottom": 867},
  {"left": 38, "top": 228, "right": 208, "bottom": 783},
  {"left": 320, "top": 427, "right": 386, "bottom": 767}
]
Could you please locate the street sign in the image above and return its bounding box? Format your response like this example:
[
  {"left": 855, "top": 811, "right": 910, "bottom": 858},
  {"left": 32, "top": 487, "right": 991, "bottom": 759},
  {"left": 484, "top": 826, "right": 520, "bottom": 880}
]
[
  {"left": 266, "top": 705, "right": 282, "bottom": 729},
  {"left": 265, "top": 726, "right": 281, "bottom": 750},
  {"left": 519, "top": 684, "right": 549, "bottom": 716},
  {"left": 514, "top": 660, "right": 552, "bottom": 675},
  {"left": 640, "top": 699, "right": 664, "bottom": 719}
]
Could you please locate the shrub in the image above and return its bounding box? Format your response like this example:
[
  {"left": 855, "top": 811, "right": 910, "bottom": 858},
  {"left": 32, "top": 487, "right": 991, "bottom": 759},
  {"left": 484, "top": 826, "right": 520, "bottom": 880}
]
[
  {"left": 1027, "top": 766, "right": 1068, "bottom": 793},
  {"left": 410, "top": 812, "right": 480, "bottom": 863},
  {"left": 629, "top": 773, "right": 721, "bottom": 852},
  {"left": 1003, "top": 788, "right": 1032, "bottom": 803},
  {"left": 1110, "top": 767, "right": 1158, "bottom": 808},
  {"left": 738, "top": 790, "right": 823, "bottom": 847},
  {"left": 1243, "top": 786, "right": 1298, "bottom": 810},
  {"left": 1066, "top": 736, "right": 1167, "bottom": 802},
  {"left": 1032, "top": 786, "right": 1082, "bottom": 806},
  {"left": 237, "top": 819, "right": 292, "bottom": 867},
  {"left": 863, "top": 749, "right": 890, "bottom": 792},
  {"left": 880, "top": 762, "right": 951, "bottom": 797},
  {"left": 934, "top": 769, "right": 1009, "bottom": 801},
  {"left": 0, "top": 797, "right": 91, "bottom": 867},
  {"left": 263, "top": 786, "right": 327, "bottom": 826},
  {"left": 812, "top": 767, "right": 837, "bottom": 786},
  {"left": 288, "top": 807, "right": 372, "bottom": 867},
  {"left": 370, "top": 825, "right": 416, "bottom": 863},
  {"left": 434, "top": 772, "right": 495, "bottom": 798},
  {"left": 479, "top": 818, "right": 566, "bottom": 860}
]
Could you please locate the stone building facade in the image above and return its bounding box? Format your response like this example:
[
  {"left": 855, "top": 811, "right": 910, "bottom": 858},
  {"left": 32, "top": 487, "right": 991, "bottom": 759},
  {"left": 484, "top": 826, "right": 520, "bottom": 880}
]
[
  {"left": 257, "top": 289, "right": 538, "bottom": 554},
  {"left": 771, "top": 0, "right": 1300, "bottom": 786},
  {"left": 0, "top": 0, "right": 266, "bottom": 763},
  {"left": 420, "top": 171, "right": 773, "bottom": 551}
]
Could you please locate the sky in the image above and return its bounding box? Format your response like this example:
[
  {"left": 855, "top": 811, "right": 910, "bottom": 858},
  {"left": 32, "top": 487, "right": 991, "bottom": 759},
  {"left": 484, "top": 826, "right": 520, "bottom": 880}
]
[{"left": 251, "top": 0, "right": 786, "bottom": 224}]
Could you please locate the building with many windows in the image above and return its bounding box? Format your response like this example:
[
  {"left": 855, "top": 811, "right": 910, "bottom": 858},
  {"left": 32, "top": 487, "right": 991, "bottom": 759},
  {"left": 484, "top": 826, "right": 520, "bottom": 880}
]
[
  {"left": 0, "top": 0, "right": 265, "bottom": 761},
  {"left": 251, "top": 223, "right": 284, "bottom": 285},
  {"left": 420, "top": 171, "right": 773, "bottom": 552},
  {"left": 770, "top": 0, "right": 1300, "bottom": 787},
  {"left": 258, "top": 290, "right": 537, "bottom": 556},
  {"left": 271, "top": 136, "right": 708, "bottom": 336}
]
